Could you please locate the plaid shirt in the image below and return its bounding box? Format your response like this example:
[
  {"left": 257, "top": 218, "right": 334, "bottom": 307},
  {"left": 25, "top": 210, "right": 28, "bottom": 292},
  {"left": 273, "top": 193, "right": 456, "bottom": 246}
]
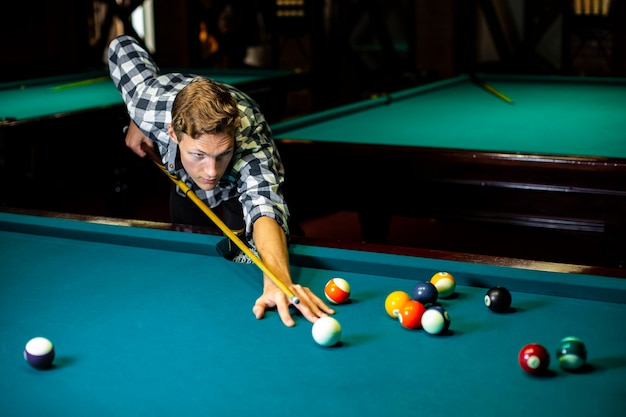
[{"left": 108, "top": 35, "right": 289, "bottom": 240}]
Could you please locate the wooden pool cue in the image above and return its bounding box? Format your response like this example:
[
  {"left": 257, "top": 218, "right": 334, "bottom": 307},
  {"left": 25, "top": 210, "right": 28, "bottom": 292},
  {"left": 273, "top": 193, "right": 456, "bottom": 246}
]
[
  {"left": 140, "top": 142, "right": 300, "bottom": 305},
  {"left": 471, "top": 75, "right": 514, "bottom": 104},
  {"left": 51, "top": 76, "right": 110, "bottom": 91}
]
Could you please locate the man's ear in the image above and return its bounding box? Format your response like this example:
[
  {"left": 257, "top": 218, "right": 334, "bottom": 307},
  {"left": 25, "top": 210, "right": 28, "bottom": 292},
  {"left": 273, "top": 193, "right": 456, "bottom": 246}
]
[{"left": 168, "top": 124, "right": 179, "bottom": 144}]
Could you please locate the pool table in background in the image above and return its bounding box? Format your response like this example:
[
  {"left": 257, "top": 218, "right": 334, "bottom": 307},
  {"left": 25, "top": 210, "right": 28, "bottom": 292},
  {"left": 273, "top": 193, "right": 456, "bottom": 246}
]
[
  {"left": 0, "top": 67, "right": 302, "bottom": 125},
  {"left": 0, "top": 209, "right": 625, "bottom": 417},
  {"left": 0, "top": 68, "right": 304, "bottom": 216},
  {"left": 272, "top": 74, "right": 626, "bottom": 267}
]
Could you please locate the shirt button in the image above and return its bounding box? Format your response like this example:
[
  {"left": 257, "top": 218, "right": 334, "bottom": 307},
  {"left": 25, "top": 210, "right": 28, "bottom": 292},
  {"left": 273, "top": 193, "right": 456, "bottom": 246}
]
[{"left": 169, "top": 164, "right": 174, "bottom": 169}]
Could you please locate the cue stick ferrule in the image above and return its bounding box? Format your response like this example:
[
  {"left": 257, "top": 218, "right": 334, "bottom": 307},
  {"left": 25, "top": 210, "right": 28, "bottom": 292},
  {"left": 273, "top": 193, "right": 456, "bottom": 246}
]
[{"left": 140, "top": 142, "right": 300, "bottom": 305}]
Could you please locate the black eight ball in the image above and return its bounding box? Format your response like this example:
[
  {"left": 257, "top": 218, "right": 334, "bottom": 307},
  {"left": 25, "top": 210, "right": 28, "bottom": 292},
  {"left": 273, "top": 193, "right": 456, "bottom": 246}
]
[{"left": 484, "top": 286, "right": 512, "bottom": 312}]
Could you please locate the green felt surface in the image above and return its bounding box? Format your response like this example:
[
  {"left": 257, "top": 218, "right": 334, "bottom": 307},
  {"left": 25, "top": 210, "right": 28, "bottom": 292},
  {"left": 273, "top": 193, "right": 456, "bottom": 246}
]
[
  {"left": 0, "top": 68, "right": 294, "bottom": 121},
  {"left": 273, "top": 74, "right": 626, "bottom": 159},
  {"left": 1, "top": 212, "right": 625, "bottom": 416}
]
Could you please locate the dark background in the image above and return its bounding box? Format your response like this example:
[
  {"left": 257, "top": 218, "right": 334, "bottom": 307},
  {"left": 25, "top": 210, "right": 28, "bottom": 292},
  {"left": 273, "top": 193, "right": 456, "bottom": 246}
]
[
  {"left": 2, "top": 1, "right": 624, "bottom": 106},
  {"left": 1, "top": 0, "right": 624, "bottom": 268}
]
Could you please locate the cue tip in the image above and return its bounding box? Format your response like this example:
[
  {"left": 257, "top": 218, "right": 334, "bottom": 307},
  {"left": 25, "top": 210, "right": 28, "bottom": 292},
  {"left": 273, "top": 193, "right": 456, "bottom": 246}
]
[{"left": 291, "top": 296, "right": 300, "bottom": 305}]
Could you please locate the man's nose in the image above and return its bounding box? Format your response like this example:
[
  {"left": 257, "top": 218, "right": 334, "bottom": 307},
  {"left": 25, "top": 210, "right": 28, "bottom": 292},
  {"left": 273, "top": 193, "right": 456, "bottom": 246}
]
[{"left": 202, "top": 158, "right": 218, "bottom": 177}]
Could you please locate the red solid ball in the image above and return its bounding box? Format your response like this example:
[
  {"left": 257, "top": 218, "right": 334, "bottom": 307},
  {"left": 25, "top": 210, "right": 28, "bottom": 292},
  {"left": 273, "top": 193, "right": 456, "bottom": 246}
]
[
  {"left": 518, "top": 343, "right": 550, "bottom": 375},
  {"left": 398, "top": 300, "right": 426, "bottom": 329}
]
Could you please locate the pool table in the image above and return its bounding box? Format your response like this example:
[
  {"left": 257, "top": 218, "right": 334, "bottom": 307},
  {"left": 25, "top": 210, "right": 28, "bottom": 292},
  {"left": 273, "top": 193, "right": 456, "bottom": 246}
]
[
  {"left": 0, "top": 67, "right": 301, "bottom": 125},
  {"left": 0, "top": 68, "right": 303, "bottom": 216},
  {"left": 273, "top": 74, "right": 626, "bottom": 263},
  {"left": 1, "top": 210, "right": 625, "bottom": 416}
]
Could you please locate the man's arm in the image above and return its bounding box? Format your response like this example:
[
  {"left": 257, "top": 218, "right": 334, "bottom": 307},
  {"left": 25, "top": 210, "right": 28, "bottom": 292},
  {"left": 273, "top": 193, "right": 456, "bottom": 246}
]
[
  {"left": 251, "top": 216, "right": 334, "bottom": 327},
  {"left": 108, "top": 35, "right": 160, "bottom": 100}
]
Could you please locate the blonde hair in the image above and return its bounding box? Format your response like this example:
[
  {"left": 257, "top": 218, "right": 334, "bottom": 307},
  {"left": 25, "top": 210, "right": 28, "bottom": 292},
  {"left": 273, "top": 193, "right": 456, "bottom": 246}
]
[{"left": 171, "top": 78, "right": 240, "bottom": 140}]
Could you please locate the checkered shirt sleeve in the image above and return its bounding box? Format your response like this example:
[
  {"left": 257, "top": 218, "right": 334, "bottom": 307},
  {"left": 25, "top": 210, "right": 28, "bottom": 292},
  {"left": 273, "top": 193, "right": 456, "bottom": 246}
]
[{"left": 108, "top": 35, "right": 290, "bottom": 240}]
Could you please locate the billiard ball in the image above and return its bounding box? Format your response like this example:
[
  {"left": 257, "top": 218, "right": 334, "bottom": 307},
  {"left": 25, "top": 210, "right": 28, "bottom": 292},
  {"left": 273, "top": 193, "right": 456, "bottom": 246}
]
[
  {"left": 421, "top": 305, "right": 451, "bottom": 335},
  {"left": 324, "top": 278, "right": 351, "bottom": 304},
  {"left": 398, "top": 300, "right": 426, "bottom": 330},
  {"left": 411, "top": 281, "right": 438, "bottom": 305},
  {"left": 385, "top": 290, "right": 411, "bottom": 318},
  {"left": 24, "top": 337, "right": 55, "bottom": 370},
  {"left": 312, "top": 316, "right": 342, "bottom": 347},
  {"left": 484, "top": 286, "right": 512, "bottom": 313},
  {"left": 430, "top": 271, "right": 456, "bottom": 298},
  {"left": 556, "top": 336, "right": 587, "bottom": 371},
  {"left": 518, "top": 343, "right": 550, "bottom": 375}
]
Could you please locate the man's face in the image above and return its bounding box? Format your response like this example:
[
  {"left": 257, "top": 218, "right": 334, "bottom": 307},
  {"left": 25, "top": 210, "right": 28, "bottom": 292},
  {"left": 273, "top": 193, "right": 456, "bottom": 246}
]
[{"left": 168, "top": 125, "right": 234, "bottom": 191}]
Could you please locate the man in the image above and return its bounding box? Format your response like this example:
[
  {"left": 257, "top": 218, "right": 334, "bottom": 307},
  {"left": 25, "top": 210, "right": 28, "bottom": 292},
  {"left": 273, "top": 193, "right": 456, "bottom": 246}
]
[{"left": 108, "top": 35, "right": 333, "bottom": 327}]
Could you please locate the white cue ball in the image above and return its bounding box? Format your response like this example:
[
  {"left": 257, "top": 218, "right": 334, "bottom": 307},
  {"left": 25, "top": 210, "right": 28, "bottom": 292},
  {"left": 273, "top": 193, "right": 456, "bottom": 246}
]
[{"left": 312, "top": 316, "right": 342, "bottom": 347}]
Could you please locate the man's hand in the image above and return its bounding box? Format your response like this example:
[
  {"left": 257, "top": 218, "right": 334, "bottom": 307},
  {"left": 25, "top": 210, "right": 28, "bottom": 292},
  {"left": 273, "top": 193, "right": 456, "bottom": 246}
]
[
  {"left": 124, "top": 120, "right": 153, "bottom": 157},
  {"left": 253, "top": 280, "right": 335, "bottom": 327}
]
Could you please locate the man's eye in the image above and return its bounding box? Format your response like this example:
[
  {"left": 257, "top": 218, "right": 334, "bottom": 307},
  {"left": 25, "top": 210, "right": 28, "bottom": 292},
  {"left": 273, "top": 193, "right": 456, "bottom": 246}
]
[{"left": 218, "top": 151, "right": 232, "bottom": 161}]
